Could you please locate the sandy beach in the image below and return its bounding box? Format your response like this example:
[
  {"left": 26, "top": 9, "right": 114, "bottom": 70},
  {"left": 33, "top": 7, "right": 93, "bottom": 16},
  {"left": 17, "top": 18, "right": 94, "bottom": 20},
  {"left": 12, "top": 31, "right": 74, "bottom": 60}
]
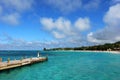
[
  {"left": 75, "top": 50, "right": 120, "bottom": 54},
  {"left": 49, "top": 50, "right": 120, "bottom": 54}
]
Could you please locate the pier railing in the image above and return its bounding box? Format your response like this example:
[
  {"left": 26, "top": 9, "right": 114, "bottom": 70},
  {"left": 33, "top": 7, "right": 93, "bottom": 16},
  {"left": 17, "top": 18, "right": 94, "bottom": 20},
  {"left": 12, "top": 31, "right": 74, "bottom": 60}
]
[{"left": 0, "top": 56, "right": 48, "bottom": 71}]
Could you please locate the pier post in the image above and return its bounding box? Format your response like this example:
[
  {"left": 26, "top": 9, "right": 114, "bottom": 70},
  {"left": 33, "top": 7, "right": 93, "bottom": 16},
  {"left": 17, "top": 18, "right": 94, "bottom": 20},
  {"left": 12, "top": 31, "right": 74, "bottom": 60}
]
[
  {"left": 30, "top": 57, "right": 32, "bottom": 60},
  {"left": 0, "top": 58, "right": 2, "bottom": 62},
  {"left": 21, "top": 57, "right": 23, "bottom": 61},
  {"left": 7, "top": 58, "right": 10, "bottom": 63}
]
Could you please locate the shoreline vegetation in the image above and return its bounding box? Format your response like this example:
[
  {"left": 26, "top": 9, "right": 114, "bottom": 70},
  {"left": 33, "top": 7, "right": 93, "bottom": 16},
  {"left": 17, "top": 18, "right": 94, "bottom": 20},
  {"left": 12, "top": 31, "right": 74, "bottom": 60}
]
[{"left": 44, "top": 41, "right": 120, "bottom": 54}]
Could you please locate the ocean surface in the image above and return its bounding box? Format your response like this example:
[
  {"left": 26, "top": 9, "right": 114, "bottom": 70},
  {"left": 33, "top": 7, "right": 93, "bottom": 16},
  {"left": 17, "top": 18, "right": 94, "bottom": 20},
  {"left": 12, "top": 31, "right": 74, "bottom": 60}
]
[{"left": 0, "top": 51, "right": 120, "bottom": 80}]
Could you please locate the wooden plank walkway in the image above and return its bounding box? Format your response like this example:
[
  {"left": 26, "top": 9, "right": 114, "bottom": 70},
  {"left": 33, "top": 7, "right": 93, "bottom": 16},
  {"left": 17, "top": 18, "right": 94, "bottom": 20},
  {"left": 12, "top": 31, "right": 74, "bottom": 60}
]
[{"left": 0, "top": 57, "right": 48, "bottom": 71}]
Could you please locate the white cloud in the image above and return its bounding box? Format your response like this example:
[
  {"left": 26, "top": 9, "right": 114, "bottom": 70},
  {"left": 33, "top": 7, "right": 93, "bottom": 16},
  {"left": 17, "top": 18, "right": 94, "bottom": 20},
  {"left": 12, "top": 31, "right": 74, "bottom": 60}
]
[
  {"left": 84, "top": 0, "right": 100, "bottom": 9},
  {"left": 87, "top": 3, "right": 120, "bottom": 44},
  {"left": 104, "top": 3, "right": 120, "bottom": 26},
  {"left": 87, "top": 32, "right": 98, "bottom": 43},
  {"left": 0, "top": 33, "right": 76, "bottom": 50},
  {"left": 0, "top": 33, "right": 91, "bottom": 50},
  {"left": 40, "top": 17, "right": 74, "bottom": 39},
  {"left": 40, "top": 18, "right": 54, "bottom": 30},
  {"left": 87, "top": 32, "right": 113, "bottom": 44},
  {"left": 0, "top": 6, "right": 2, "bottom": 14},
  {"left": 111, "top": 0, "right": 120, "bottom": 4},
  {"left": 40, "top": 17, "right": 90, "bottom": 39},
  {"left": 1, "top": 13, "right": 20, "bottom": 25},
  {"left": 0, "top": 34, "right": 47, "bottom": 50},
  {"left": 0, "top": 0, "right": 33, "bottom": 25},
  {"left": 75, "top": 17, "right": 90, "bottom": 31},
  {"left": 0, "top": 0, "right": 33, "bottom": 12},
  {"left": 52, "top": 31, "right": 65, "bottom": 39},
  {"left": 45, "top": 0, "right": 100, "bottom": 13}
]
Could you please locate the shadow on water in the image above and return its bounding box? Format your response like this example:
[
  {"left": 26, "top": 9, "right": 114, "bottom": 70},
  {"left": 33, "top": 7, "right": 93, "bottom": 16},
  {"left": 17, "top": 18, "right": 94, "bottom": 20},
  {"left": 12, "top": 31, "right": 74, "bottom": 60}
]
[{"left": 0, "top": 66, "right": 22, "bottom": 74}]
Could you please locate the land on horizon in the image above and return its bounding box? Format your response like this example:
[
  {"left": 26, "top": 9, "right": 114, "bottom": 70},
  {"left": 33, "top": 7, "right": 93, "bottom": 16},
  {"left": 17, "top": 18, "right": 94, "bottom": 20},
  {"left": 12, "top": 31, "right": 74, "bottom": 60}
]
[{"left": 44, "top": 41, "right": 120, "bottom": 51}]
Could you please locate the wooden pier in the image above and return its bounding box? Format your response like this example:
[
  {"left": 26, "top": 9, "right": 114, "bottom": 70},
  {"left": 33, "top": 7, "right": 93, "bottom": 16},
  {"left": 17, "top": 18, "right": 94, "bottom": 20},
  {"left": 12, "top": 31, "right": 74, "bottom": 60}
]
[{"left": 0, "top": 56, "right": 48, "bottom": 71}]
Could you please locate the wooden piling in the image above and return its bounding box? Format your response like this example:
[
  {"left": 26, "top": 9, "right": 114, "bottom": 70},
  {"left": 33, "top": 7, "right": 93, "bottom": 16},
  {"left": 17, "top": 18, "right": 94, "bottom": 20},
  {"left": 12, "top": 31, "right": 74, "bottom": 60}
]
[
  {"left": 7, "top": 58, "right": 10, "bottom": 63},
  {"left": 0, "top": 58, "right": 2, "bottom": 62}
]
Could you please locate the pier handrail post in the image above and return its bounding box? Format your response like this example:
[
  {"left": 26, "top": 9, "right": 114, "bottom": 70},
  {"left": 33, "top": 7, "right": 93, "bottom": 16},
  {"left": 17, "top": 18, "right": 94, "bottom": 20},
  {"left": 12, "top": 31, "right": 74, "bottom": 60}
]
[
  {"left": 21, "top": 57, "right": 23, "bottom": 61},
  {"left": 0, "top": 58, "right": 2, "bottom": 62},
  {"left": 7, "top": 58, "right": 10, "bottom": 63},
  {"left": 30, "top": 57, "right": 32, "bottom": 63}
]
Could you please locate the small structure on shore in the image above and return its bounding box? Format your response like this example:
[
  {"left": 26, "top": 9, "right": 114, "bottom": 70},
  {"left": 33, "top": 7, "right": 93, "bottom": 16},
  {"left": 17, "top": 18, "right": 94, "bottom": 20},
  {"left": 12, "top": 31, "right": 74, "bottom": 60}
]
[
  {"left": 107, "top": 48, "right": 112, "bottom": 51},
  {"left": 0, "top": 52, "right": 48, "bottom": 71}
]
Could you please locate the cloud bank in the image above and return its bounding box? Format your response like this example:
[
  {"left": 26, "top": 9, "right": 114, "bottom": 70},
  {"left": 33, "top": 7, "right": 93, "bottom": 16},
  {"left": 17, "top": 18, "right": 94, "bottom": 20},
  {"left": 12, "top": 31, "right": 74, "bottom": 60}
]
[
  {"left": 87, "top": 3, "right": 120, "bottom": 44},
  {"left": 40, "top": 17, "right": 90, "bottom": 39},
  {"left": 0, "top": 34, "right": 57, "bottom": 50},
  {"left": 0, "top": 33, "right": 87, "bottom": 50}
]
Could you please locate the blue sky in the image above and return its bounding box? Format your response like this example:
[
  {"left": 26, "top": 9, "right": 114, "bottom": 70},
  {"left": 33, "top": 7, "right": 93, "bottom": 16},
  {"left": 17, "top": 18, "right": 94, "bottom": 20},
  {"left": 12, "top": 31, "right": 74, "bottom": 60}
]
[{"left": 0, "top": 0, "right": 120, "bottom": 50}]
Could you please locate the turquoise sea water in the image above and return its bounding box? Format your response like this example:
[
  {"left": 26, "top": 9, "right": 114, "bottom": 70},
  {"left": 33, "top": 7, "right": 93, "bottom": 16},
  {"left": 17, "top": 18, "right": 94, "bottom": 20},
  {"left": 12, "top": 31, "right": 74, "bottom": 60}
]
[{"left": 0, "top": 51, "right": 120, "bottom": 80}]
